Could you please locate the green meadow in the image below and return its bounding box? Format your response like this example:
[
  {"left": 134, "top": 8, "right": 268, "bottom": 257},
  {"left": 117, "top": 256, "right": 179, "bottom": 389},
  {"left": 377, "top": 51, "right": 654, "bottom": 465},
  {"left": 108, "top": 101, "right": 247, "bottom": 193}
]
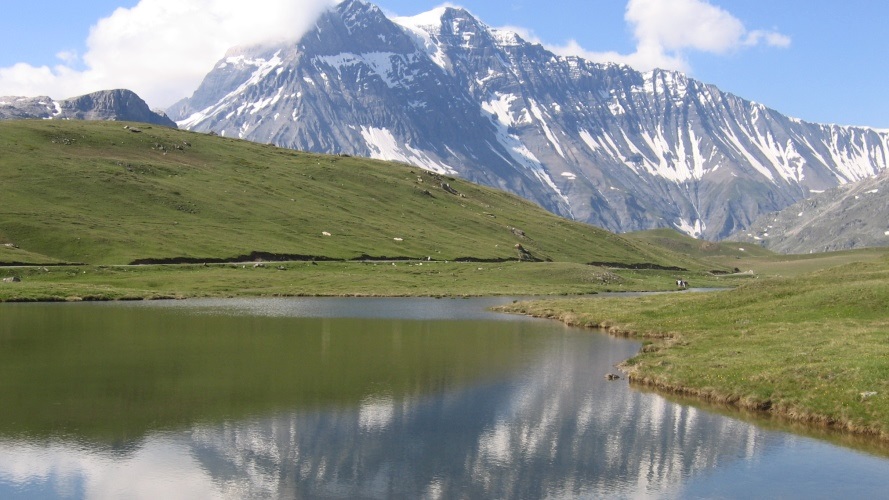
[
  {"left": 0, "top": 119, "right": 736, "bottom": 300},
  {"left": 0, "top": 120, "right": 706, "bottom": 268}
]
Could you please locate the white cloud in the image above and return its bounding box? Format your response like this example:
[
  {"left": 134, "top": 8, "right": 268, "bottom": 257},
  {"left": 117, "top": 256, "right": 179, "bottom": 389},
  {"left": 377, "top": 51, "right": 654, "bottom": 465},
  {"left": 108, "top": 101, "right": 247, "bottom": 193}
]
[
  {"left": 548, "top": 0, "right": 790, "bottom": 72},
  {"left": 744, "top": 30, "right": 792, "bottom": 48},
  {"left": 55, "top": 50, "right": 81, "bottom": 65},
  {"left": 0, "top": 0, "right": 338, "bottom": 108}
]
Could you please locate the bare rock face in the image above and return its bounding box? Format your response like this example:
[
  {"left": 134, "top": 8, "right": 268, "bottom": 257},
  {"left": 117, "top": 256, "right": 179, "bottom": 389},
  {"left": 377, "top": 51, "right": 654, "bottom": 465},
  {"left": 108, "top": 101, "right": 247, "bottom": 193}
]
[
  {"left": 169, "top": 0, "right": 889, "bottom": 240},
  {"left": 0, "top": 89, "right": 176, "bottom": 128},
  {"left": 57, "top": 89, "right": 177, "bottom": 127}
]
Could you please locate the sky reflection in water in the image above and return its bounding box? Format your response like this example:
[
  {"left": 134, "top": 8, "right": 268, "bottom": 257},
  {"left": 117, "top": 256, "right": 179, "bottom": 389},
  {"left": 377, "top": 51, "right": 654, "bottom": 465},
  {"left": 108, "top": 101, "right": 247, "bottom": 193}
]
[{"left": 1, "top": 298, "right": 888, "bottom": 499}]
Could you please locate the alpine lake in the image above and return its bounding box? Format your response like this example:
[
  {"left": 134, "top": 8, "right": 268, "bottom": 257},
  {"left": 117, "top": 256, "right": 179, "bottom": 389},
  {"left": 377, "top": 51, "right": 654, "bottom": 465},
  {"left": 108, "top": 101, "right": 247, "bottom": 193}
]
[{"left": 1, "top": 297, "right": 888, "bottom": 499}]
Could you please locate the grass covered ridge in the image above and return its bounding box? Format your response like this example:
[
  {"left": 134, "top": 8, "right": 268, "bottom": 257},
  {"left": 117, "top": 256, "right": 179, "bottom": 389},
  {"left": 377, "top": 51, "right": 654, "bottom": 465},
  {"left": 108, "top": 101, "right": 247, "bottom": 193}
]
[
  {"left": 0, "top": 120, "right": 714, "bottom": 270},
  {"left": 497, "top": 254, "right": 889, "bottom": 440}
]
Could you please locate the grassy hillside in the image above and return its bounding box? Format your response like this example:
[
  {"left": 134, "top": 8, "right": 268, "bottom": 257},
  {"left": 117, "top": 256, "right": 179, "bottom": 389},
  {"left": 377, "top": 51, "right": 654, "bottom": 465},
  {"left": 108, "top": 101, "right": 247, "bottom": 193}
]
[
  {"left": 0, "top": 244, "right": 65, "bottom": 265},
  {"left": 1, "top": 120, "right": 716, "bottom": 270}
]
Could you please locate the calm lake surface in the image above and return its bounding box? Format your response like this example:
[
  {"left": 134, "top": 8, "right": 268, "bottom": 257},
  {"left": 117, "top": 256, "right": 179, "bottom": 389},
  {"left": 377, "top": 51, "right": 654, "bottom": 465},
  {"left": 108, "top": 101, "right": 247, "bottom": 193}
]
[{"left": 1, "top": 297, "right": 888, "bottom": 499}]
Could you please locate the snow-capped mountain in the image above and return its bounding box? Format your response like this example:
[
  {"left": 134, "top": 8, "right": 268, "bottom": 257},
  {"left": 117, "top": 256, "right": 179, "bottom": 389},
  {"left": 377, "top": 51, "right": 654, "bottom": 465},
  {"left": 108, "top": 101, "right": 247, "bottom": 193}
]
[
  {"left": 169, "top": 0, "right": 889, "bottom": 239},
  {"left": 1, "top": 89, "right": 176, "bottom": 127},
  {"left": 733, "top": 168, "right": 889, "bottom": 253}
]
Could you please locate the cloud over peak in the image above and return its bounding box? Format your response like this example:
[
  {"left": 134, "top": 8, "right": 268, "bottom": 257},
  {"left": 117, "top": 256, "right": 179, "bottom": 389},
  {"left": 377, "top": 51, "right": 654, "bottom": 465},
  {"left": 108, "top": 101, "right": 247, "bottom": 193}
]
[
  {"left": 0, "top": 0, "right": 790, "bottom": 108},
  {"left": 0, "top": 0, "right": 338, "bottom": 108}
]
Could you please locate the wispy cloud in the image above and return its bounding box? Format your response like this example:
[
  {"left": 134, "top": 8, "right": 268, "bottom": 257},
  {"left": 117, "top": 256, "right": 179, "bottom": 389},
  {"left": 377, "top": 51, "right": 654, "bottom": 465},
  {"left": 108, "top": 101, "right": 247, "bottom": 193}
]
[
  {"left": 546, "top": 0, "right": 790, "bottom": 72},
  {"left": 0, "top": 0, "right": 338, "bottom": 108}
]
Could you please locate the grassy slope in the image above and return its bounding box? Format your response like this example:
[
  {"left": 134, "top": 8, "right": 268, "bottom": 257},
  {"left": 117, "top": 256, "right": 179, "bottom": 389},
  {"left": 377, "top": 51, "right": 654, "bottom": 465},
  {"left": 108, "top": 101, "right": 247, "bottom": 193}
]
[
  {"left": 498, "top": 252, "right": 889, "bottom": 439},
  {"left": 1, "top": 120, "right": 712, "bottom": 270},
  {"left": 0, "top": 245, "right": 65, "bottom": 265}
]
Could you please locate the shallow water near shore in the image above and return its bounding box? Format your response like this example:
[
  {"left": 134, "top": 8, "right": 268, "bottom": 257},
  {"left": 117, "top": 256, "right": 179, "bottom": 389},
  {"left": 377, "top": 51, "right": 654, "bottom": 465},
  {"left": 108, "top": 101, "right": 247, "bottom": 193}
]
[{"left": 1, "top": 297, "right": 887, "bottom": 498}]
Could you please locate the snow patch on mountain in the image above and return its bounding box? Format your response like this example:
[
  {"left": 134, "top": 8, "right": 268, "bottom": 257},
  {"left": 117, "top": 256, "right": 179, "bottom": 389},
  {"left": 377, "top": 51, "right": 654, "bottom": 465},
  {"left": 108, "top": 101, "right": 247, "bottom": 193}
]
[
  {"left": 481, "top": 93, "right": 571, "bottom": 213},
  {"left": 723, "top": 127, "right": 776, "bottom": 182},
  {"left": 675, "top": 218, "right": 706, "bottom": 239},
  {"left": 359, "top": 126, "right": 455, "bottom": 175},
  {"left": 528, "top": 99, "right": 566, "bottom": 159},
  {"left": 578, "top": 129, "right": 600, "bottom": 153},
  {"left": 315, "top": 52, "right": 421, "bottom": 88}
]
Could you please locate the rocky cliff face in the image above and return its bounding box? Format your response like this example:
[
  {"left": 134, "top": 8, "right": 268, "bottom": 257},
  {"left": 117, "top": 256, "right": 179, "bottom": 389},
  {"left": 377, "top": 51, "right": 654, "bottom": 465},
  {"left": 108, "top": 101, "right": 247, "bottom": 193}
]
[
  {"left": 169, "top": 0, "right": 889, "bottom": 239},
  {"left": 0, "top": 89, "right": 176, "bottom": 127},
  {"left": 733, "top": 169, "right": 889, "bottom": 253}
]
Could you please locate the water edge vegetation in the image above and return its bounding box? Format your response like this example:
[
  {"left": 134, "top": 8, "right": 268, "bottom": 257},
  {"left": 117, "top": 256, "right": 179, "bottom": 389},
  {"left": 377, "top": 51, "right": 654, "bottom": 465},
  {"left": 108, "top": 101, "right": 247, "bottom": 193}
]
[{"left": 496, "top": 251, "right": 889, "bottom": 442}]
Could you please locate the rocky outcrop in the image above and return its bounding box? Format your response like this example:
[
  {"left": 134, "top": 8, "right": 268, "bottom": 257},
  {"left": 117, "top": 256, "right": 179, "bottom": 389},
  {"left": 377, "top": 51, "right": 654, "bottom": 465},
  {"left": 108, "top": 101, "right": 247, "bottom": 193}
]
[{"left": 0, "top": 89, "right": 176, "bottom": 127}]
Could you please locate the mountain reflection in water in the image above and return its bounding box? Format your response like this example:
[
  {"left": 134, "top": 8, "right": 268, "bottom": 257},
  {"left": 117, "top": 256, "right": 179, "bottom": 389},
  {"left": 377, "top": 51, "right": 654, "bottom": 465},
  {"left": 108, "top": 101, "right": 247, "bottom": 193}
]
[{"left": 1, "top": 298, "right": 888, "bottom": 499}]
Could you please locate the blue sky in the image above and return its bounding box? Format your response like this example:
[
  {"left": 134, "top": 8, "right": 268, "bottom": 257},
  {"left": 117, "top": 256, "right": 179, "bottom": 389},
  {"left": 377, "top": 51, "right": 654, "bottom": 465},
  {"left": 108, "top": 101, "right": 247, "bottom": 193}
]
[{"left": 1, "top": 0, "right": 887, "bottom": 128}]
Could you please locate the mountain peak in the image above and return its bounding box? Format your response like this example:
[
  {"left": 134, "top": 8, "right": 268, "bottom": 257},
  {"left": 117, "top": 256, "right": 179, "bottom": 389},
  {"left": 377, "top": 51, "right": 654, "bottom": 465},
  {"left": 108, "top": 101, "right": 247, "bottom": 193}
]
[
  {"left": 336, "top": 0, "right": 373, "bottom": 12},
  {"left": 392, "top": 6, "right": 448, "bottom": 31},
  {"left": 337, "top": 0, "right": 387, "bottom": 27},
  {"left": 394, "top": 5, "right": 522, "bottom": 58},
  {"left": 170, "top": 0, "right": 889, "bottom": 241},
  {"left": 393, "top": 5, "right": 488, "bottom": 35}
]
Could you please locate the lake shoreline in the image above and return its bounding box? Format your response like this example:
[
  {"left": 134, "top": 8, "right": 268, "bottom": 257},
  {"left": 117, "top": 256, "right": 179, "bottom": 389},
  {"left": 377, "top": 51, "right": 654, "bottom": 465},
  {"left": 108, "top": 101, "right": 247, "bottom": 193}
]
[
  {"left": 501, "top": 306, "right": 889, "bottom": 442},
  {"left": 496, "top": 263, "right": 889, "bottom": 443}
]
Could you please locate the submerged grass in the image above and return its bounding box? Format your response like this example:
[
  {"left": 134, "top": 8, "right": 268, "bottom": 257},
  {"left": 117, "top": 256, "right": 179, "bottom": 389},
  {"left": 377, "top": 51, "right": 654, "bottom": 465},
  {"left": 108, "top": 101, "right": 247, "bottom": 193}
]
[{"left": 497, "top": 254, "right": 889, "bottom": 440}]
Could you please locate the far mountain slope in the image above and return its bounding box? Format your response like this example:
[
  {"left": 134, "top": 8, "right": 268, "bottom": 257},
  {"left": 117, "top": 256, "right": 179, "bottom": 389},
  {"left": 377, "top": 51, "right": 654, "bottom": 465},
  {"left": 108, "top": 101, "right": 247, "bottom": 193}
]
[
  {"left": 169, "top": 0, "right": 889, "bottom": 240},
  {"left": 733, "top": 169, "right": 889, "bottom": 254},
  {"left": 0, "top": 89, "right": 176, "bottom": 127}
]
